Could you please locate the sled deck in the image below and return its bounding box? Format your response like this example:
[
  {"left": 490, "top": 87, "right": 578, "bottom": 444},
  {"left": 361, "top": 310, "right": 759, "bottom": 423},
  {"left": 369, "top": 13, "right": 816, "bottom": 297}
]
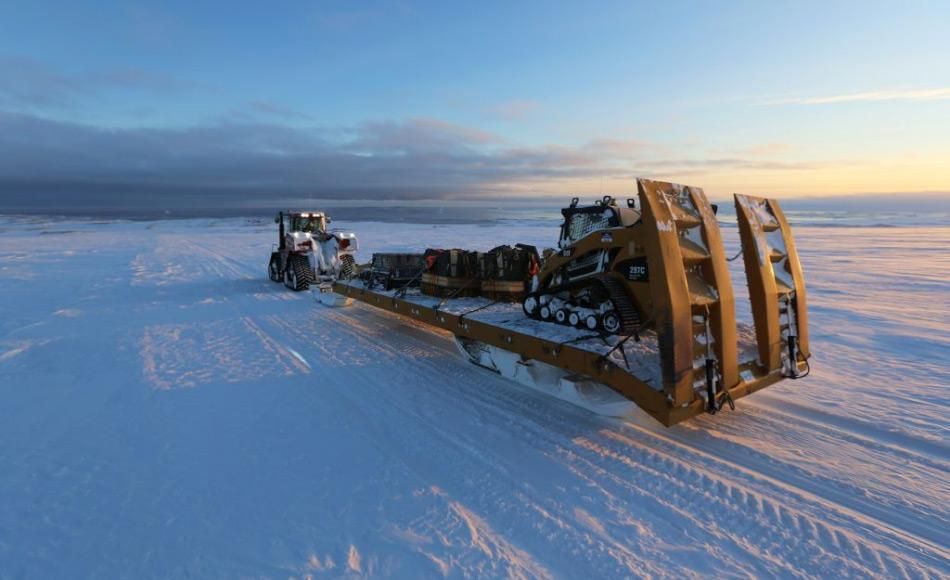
[{"left": 329, "top": 178, "right": 809, "bottom": 426}]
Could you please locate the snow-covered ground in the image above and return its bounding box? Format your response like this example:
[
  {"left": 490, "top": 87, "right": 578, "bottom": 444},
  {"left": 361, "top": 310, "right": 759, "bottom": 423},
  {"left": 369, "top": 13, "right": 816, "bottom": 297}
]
[{"left": 0, "top": 216, "right": 947, "bottom": 578}]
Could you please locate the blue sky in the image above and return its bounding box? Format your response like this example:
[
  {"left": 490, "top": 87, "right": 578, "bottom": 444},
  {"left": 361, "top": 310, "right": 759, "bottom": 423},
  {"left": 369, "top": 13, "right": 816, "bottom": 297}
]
[{"left": 1, "top": 0, "right": 948, "bottom": 206}]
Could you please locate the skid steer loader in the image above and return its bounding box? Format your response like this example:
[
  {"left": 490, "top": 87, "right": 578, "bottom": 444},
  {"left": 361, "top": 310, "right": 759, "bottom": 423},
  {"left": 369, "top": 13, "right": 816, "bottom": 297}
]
[
  {"left": 267, "top": 211, "right": 359, "bottom": 291},
  {"left": 520, "top": 178, "right": 810, "bottom": 412}
]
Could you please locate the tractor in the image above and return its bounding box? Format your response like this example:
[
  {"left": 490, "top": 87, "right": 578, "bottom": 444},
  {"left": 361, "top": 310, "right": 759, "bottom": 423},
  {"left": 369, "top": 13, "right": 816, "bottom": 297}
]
[{"left": 267, "top": 211, "right": 359, "bottom": 291}]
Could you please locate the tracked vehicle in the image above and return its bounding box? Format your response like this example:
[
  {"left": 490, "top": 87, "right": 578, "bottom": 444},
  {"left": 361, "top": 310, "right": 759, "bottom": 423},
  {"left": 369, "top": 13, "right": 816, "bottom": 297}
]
[
  {"left": 323, "top": 178, "right": 810, "bottom": 426},
  {"left": 522, "top": 196, "right": 647, "bottom": 335},
  {"left": 267, "top": 211, "right": 359, "bottom": 291}
]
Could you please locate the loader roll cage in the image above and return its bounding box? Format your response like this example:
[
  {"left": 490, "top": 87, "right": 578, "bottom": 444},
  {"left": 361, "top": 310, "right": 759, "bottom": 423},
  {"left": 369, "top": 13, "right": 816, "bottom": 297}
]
[
  {"left": 559, "top": 197, "right": 642, "bottom": 247},
  {"left": 560, "top": 206, "right": 618, "bottom": 246}
]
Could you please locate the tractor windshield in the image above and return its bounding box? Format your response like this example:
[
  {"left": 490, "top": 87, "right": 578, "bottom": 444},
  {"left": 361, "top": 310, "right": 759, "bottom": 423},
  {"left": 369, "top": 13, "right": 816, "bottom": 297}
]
[{"left": 291, "top": 215, "right": 325, "bottom": 233}]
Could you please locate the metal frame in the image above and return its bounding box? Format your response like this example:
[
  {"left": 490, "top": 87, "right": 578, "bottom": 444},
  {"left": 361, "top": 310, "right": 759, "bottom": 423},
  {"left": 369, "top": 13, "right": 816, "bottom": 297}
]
[
  {"left": 325, "top": 178, "right": 809, "bottom": 427},
  {"left": 331, "top": 280, "right": 798, "bottom": 426}
]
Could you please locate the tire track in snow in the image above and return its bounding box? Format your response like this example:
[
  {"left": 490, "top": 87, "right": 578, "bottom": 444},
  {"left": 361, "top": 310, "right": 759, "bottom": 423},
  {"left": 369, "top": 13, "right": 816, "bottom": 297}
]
[
  {"left": 256, "top": 305, "right": 675, "bottom": 578},
  {"left": 214, "top": 236, "right": 946, "bottom": 577},
  {"left": 131, "top": 235, "right": 260, "bottom": 291},
  {"left": 444, "top": 375, "right": 943, "bottom": 578},
  {"left": 335, "top": 304, "right": 949, "bottom": 573},
  {"left": 255, "top": 311, "right": 564, "bottom": 577},
  {"left": 570, "top": 429, "right": 943, "bottom": 578},
  {"left": 748, "top": 395, "right": 949, "bottom": 467},
  {"left": 180, "top": 239, "right": 260, "bottom": 281},
  {"left": 257, "top": 300, "right": 947, "bottom": 578},
  {"left": 676, "top": 400, "right": 950, "bottom": 551}
]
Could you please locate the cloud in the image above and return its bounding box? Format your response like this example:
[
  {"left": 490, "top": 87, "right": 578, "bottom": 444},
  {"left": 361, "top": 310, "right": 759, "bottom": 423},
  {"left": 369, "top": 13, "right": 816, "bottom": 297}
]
[
  {"left": 768, "top": 88, "right": 950, "bottom": 105},
  {"left": 739, "top": 143, "right": 792, "bottom": 157},
  {"left": 351, "top": 118, "right": 500, "bottom": 153},
  {"left": 585, "top": 138, "right": 648, "bottom": 157},
  {"left": 0, "top": 111, "right": 823, "bottom": 208},
  {"left": 0, "top": 55, "right": 194, "bottom": 108},
  {"left": 647, "top": 157, "right": 821, "bottom": 172}
]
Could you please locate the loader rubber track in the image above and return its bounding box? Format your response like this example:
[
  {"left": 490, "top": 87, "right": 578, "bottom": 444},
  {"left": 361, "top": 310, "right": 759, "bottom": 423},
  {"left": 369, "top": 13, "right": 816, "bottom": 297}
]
[
  {"left": 525, "top": 274, "right": 641, "bottom": 336},
  {"left": 599, "top": 275, "right": 641, "bottom": 335}
]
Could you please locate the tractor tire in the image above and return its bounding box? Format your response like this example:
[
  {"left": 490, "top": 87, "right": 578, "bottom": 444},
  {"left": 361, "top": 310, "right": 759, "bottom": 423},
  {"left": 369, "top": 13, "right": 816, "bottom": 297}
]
[
  {"left": 268, "top": 252, "right": 281, "bottom": 282},
  {"left": 284, "top": 254, "right": 314, "bottom": 291}
]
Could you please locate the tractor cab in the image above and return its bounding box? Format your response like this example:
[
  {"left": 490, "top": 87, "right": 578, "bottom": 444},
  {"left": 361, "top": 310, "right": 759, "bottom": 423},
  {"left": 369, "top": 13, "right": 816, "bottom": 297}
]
[
  {"left": 558, "top": 196, "right": 640, "bottom": 248},
  {"left": 275, "top": 211, "right": 329, "bottom": 250},
  {"left": 289, "top": 212, "right": 328, "bottom": 234}
]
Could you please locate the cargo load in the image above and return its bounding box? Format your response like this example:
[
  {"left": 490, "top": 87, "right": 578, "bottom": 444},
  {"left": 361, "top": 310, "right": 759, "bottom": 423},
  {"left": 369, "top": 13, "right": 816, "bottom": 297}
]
[
  {"left": 421, "top": 249, "right": 480, "bottom": 298},
  {"left": 478, "top": 244, "right": 541, "bottom": 301},
  {"left": 362, "top": 253, "right": 425, "bottom": 290}
]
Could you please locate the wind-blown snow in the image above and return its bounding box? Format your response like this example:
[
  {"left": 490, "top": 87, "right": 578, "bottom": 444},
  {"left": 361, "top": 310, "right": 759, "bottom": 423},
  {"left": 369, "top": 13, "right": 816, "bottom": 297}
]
[{"left": 0, "top": 216, "right": 947, "bottom": 578}]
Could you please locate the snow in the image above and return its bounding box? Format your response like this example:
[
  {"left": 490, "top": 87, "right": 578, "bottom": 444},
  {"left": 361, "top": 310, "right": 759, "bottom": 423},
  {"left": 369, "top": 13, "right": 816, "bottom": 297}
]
[{"left": 0, "top": 216, "right": 947, "bottom": 578}]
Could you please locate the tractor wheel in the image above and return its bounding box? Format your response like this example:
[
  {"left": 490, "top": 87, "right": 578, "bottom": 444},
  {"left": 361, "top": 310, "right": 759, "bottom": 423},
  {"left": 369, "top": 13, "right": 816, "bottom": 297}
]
[
  {"left": 284, "top": 254, "right": 314, "bottom": 291},
  {"left": 268, "top": 252, "right": 281, "bottom": 282}
]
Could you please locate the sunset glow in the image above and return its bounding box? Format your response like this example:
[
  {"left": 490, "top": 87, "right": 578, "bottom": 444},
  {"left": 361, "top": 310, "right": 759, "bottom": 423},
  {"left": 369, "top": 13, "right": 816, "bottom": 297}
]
[{"left": 0, "top": 1, "right": 947, "bottom": 205}]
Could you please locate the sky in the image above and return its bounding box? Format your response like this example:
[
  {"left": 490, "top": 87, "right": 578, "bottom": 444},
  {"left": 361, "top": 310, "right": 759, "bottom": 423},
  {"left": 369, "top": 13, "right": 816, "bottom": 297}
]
[{"left": 0, "top": 0, "right": 948, "bottom": 209}]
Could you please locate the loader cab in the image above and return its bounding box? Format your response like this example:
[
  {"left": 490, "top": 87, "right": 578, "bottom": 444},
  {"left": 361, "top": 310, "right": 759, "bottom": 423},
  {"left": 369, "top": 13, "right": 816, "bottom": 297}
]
[{"left": 558, "top": 196, "right": 641, "bottom": 246}]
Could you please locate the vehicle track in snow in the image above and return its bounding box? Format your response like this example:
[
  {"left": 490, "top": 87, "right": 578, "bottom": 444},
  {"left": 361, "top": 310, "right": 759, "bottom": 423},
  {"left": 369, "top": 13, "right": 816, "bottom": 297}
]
[
  {"left": 684, "top": 398, "right": 950, "bottom": 548},
  {"left": 123, "top": 228, "right": 949, "bottom": 577},
  {"left": 3, "top": 222, "right": 945, "bottom": 578},
  {"left": 258, "top": 306, "right": 678, "bottom": 578},
  {"left": 253, "top": 294, "right": 948, "bottom": 578}
]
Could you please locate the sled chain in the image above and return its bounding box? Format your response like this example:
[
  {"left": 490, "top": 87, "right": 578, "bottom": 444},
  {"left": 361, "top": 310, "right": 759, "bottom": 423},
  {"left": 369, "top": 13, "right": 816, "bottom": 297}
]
[{"left": 394, "top": 268, "right": 425, "bottom": 298}]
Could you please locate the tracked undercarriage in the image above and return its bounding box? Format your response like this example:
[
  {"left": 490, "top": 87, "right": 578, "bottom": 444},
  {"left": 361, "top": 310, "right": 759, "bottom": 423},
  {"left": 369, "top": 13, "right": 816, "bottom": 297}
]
[
  {"left": 523, "top": 274, "right": 641, "bottom": 335},
  {"left": 318, "top": 178, "right": 810, "bottom": 426}
]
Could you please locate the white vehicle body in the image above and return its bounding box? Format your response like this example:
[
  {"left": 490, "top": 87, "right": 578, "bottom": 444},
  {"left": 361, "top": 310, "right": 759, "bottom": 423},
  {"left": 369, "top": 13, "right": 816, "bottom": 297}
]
[
  {"left": 268, "top": 211, "right": 359, "bottom": 293},
  {"left": 296, "top": 231, "right": 358, "bottom": 281}
]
